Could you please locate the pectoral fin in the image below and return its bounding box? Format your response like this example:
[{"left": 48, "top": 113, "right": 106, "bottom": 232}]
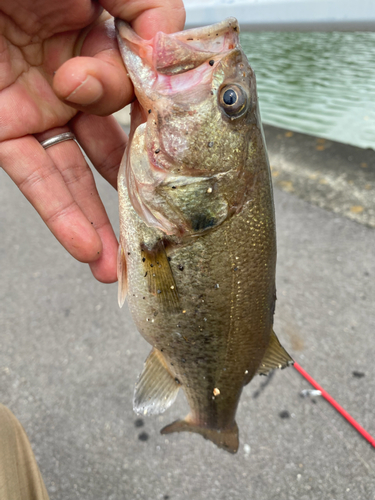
[
  {"left": 141, "top": 240, "right": 180, "bottom": 313},
  {"left": 256, "top": 330, "right": 294, "bottom": 376},
  {"left": 134, "top": 348, "right": 180, "bottom": 416},
  {"left": 117, "top": 244, "right": 128, "bottom": 308},
  {"left": 161, "top": 416, "right": 239, "bottom": 454}
]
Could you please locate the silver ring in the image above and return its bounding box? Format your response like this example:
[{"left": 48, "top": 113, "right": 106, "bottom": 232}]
[{"left": 39, "top": 132, "right": 76, "bottom": 149}]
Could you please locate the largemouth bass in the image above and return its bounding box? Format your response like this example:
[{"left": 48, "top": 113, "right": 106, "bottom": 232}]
[{"left": 116, "top": 17, "right": 293, "bottom": 454}]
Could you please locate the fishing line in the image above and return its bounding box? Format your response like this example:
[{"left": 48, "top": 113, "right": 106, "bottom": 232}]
[
  {"left": 305, "top": 388, "right": 375, "bottom": 474},
  {"left": 293, "top": 362, "right": 375, "bottom": 448},
  {"left": 284, "top": 365, "right": 375, "bottom": 476}
]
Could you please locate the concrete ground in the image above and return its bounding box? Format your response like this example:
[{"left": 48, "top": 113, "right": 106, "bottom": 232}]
[
  {"left": 1, "top": 124, "right": 375, "bottom": 500},
  {"left": 264, "top": 124, "right": 375, "bottom": 229}
]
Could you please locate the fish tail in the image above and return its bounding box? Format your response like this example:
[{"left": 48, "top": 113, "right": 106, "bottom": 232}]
[{"left": 160, "top": 416, "right": 239, "bottom": 454}]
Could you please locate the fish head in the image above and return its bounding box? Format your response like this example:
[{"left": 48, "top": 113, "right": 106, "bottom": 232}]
[
  {"left": 116, "top": 18, "right": 266, "bottom": 235},
  {"left": 116, "top": 17, "right": 258, "bottom": 173}
]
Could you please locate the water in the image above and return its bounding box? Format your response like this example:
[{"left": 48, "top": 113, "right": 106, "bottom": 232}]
[{"left": 240, "top": 31, "right": 375, "bottom": 149}]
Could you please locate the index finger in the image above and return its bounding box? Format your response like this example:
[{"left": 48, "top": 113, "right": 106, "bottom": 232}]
[
  {"left": 100, "top": 0, "right": 186, "bottom": 39},
  {"left": 53, "top": 0, "right": 185, "bottom": 115}
]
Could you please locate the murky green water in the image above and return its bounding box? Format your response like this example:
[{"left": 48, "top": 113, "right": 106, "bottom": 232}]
[{"left": 241, "top": 32, "right": 375, "bottom": 149}]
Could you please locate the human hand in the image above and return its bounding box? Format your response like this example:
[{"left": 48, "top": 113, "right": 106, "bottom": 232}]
[{"left": 0, "top": 0, "right": 185, "bottom": 283}]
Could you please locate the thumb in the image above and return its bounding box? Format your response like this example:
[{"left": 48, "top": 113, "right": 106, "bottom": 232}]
[{"left": 53, "top": 18, "right": 134, "bottom": 116}]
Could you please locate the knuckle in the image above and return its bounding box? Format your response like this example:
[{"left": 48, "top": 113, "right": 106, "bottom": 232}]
[{"left": 44, "top": 199, "right": 77, "bottom": 225}]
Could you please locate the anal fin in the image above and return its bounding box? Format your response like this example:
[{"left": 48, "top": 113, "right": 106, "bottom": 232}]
[
  {"left": 256, "top": 330, "right": 294, "bottom": 376},
  {"left": 161, "top": 416, "right": 239, "bottom": 454},
  {"left": 117, "top": 244, "right": 128, "bottom": 308},
  {"left": 134, "top": 348, "right": 180, "bottom": 416}
]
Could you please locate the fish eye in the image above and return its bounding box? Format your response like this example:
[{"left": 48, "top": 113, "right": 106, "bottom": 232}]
[
  {"left": 219, "top": 84, "right": 247, "bottom": 117},
  {"left": 223, "top": 89, "right": 237, "bottom": 105}
]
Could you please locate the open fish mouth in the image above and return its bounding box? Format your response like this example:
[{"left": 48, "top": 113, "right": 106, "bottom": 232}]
[
  {"left": 115, "top": 17, "right": 241, "bottom": 99},
  {"left": 115, "top": 17, "right": 239, "bottom": 73}
]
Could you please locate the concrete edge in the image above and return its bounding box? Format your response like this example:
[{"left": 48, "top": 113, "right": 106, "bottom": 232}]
[{"left": 264, "top": 124, "right": 375, "bottom": 229}]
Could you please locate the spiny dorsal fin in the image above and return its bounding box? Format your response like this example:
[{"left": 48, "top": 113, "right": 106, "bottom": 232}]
[
  {"left": 134, "top": 348, "right": 180, "bottom": 416},
  {"left": 117, "top": 244, "right": 128, "bottom": 308},
  {"left": 161, "top": 416, "right": 239, "bottom": 454},
  {"left": 256, "top": 330, "right": 294, "bottom": 376},
  {"left": 141, "top": 240, "right": 180, "bottom": 313}
]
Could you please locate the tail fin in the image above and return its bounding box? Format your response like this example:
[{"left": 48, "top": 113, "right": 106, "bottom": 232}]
[{"left": 161, "top": 416, "right": 239, "bottom": 454}]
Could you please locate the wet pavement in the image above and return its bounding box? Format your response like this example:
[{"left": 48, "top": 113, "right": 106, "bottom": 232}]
[{"left": 1, "top": 125, "right": 375, "bottom": 499}]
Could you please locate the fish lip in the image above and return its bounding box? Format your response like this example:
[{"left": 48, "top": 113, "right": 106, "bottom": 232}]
[
  {"left": 115, "top": 17, "right": 240, "bottom": 73},
  {"left": 114, "top": 18, "right": 129, "bottom": 35},
  {"left": 115, "top": 17, "right": 239, "bottom": 41},
  {"left": 166, "top": 16, "right": 240, "bottom": 40}
]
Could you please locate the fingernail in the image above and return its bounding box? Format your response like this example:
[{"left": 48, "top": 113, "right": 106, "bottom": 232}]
[{"left": 66, "top": 75, "right": 103, "bottom": 105}]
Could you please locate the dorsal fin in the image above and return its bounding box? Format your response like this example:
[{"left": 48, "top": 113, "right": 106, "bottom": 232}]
[
  {"left": 134, "top": 348, "right": 181, "bottom": 416},
  {"left": 256, "top": 330, "right": 294, "bottom": 376}
]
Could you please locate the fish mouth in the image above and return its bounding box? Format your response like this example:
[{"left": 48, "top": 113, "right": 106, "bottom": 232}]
[{"left": 115, "top": 17, "right": 240, "bottom": 94}]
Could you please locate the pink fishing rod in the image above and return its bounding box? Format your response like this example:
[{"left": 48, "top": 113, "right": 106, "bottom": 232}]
[{"left": 293, "top": 362, "right": 375, "bottom": 448}]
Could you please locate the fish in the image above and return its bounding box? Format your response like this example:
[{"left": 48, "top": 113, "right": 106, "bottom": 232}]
[{"left": 115, "top": 17, "right": 293, "bottom": 454}]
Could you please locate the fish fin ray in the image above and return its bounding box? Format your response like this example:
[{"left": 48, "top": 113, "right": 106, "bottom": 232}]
[
  {"left": 141, "top": 240, "right": 180, "bottom": 313},
  {"left": 117, "top": 244, "right": 128, "bottom": 308},
  {"left": 134, "top": 348, "right": 180, "bottom": 416},
  {"left": 161, "top": 416, "right": 239, "bottom": 454},
  {"left": 256, "top": 330, "right": 294, "bottom": 376}
]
